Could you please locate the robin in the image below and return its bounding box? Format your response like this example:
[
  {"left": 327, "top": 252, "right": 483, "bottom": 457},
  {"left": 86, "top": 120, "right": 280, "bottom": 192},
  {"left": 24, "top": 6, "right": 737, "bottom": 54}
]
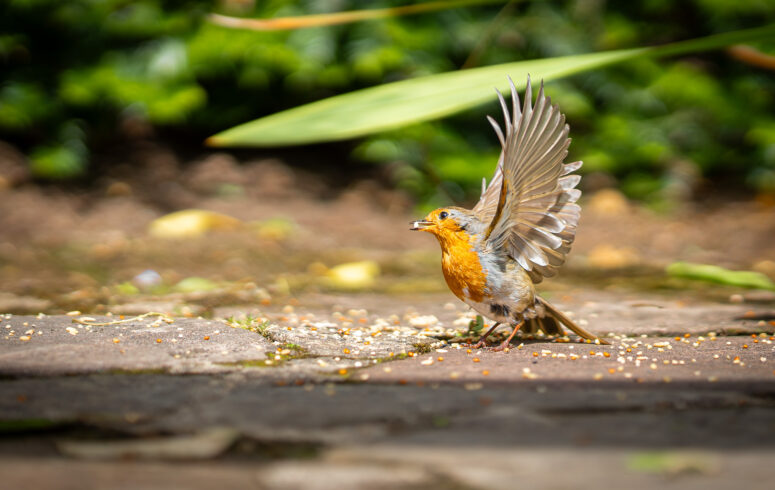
[{"left": 411, "top": 76, "right": 606, "bottom": 349}]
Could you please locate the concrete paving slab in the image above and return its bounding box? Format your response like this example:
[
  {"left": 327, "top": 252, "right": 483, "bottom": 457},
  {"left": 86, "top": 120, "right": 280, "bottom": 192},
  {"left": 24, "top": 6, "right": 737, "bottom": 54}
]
[{"left": 1, "top": 290, "right": 775, "bottom": 489}]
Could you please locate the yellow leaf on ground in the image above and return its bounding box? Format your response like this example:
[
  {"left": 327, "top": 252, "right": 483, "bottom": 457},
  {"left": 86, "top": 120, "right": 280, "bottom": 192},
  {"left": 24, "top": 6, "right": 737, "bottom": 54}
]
[
  {"left": 325, "top": 260, "right": 380, "bottom": 290},
  {"left": 148, "top": 209, "right": 241, "bottom": 238}
]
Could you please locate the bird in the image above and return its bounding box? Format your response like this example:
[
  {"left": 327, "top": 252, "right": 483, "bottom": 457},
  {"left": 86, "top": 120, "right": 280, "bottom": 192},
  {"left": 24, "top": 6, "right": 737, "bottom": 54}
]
[{"left": 410, "top": 76, "right": 606, "bottom": 350}]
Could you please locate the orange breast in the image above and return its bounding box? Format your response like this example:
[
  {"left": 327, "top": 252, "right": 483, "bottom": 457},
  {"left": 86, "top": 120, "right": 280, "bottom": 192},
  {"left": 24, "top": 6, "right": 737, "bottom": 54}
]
[{"left": 438, "top": 231, "right": 487, "bottom": 303}]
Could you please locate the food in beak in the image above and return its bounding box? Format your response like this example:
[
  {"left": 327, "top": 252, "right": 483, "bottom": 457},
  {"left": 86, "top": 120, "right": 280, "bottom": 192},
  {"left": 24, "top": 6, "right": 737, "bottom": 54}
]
[{"left": 410, "top": 220, "right": 432, "bottom": 231}]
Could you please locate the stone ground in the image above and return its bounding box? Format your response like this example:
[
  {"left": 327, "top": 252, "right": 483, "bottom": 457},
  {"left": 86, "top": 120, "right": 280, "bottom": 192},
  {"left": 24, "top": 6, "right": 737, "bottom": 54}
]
[{"left": 2, "top": 290, "right": 775, "bottom": 489}]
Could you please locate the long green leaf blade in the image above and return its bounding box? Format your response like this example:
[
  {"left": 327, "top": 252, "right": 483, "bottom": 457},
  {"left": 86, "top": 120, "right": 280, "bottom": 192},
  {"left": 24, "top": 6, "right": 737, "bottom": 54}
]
[{"left": 207, "top": 25, "right": 775, "bottom": 147}]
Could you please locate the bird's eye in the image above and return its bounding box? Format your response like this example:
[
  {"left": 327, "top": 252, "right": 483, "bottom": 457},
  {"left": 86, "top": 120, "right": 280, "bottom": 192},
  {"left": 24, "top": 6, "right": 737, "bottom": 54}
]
[{"left": 439, "top": 211, "right": 448, "bottom": 220}]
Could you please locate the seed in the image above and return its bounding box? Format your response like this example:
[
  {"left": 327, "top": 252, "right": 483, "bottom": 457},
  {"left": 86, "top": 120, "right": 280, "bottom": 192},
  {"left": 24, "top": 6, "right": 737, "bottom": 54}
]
[
  {"left": 466, "top": 349, "right": 472, "bottom": 354},
  {"left": 343, "top": 348, "right": 350, "bottom": 354},
  {"left": 203, "top": 336, "right": 210, "bottom": 340},
  {"left": 603, "top": 352, "right": 610, "bottom": 358},
  {"left": 532, "top": 352, "right": 538, "bottom": 357},
  {"left": 743, "top": 344, "right": 748, "bottom": 349},
  {"left": 473, "top": 357, "right": 480, "bottom": 363},
  {"left": 608, "top": 368, "right": 616, "bottom": 374},
  {"left": 338, "top": 368, "right": 347, "bottom": 375},
  {"left": 482, "top": 370, "right": 490, "bottom": 376},
  {"left": 437, "top": 357, "right": 444, "bottom": 362},
  {"left": 674, "top": 337, "right": 681, "bottom": 341},
  {"left": 684, "top": 333, "right": 690, "bottom": 338},
  {"left": 156, "top": 338, "right": 162, "bottom": 343},
  {"left": 112, "top": 338, "right": 120, "bottom": 344}
]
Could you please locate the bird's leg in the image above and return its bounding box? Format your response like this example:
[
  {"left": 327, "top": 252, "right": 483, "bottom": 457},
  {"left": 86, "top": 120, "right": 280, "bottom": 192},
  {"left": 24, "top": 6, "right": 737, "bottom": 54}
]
[
  {"left": 493, "top": 320, "right": 524, "bottom": 352},
  {"left": 471, "top": 322, "right": 500, "bottom": 349}
]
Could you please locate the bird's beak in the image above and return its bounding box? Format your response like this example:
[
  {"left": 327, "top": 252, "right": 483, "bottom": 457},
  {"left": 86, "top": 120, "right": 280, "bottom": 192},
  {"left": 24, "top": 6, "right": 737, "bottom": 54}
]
[{"left": 410, "top": 220, "right": 433, "bottom": 231}]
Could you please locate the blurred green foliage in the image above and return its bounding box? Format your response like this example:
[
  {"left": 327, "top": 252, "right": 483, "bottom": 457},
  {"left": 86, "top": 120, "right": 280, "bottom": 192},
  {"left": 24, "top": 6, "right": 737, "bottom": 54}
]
[{"left": 1, "top": 0, "right": 774, "bottom": 205}]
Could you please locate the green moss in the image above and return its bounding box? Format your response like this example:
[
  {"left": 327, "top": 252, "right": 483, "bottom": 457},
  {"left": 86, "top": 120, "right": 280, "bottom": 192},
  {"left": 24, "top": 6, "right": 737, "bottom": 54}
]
[
  {"left": 226, "top": 316, "right": 271, "bottom": 337},
  {"left": 220, "top": 359, "right": 280, "bottom": 368},
  {"left": 218, "top": 346, "right": 307, "bottom": 369},
  {"left": 411, "top": 342, "right": 432, "bottom": 354},
  {"left": 0, "top": 419, "right": 62, "bottom": 434}
]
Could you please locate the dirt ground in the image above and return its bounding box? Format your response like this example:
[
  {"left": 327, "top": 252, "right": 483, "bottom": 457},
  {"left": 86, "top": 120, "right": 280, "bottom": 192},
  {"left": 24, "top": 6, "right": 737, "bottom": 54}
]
[{"left": 1, "top": 142, "right": 774, "bottom": 313}]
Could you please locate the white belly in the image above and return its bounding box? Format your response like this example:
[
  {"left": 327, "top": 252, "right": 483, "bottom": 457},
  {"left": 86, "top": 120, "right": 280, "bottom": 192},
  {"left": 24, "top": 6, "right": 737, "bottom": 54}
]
[{"left": 459, "top": 260, "right": 538, "bottom": 324}]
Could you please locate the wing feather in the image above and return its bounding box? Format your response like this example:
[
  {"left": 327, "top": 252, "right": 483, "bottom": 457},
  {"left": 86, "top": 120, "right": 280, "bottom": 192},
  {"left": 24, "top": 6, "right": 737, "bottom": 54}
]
[{"left": 472, "top": 76, "right": 583, "bottom": 283}]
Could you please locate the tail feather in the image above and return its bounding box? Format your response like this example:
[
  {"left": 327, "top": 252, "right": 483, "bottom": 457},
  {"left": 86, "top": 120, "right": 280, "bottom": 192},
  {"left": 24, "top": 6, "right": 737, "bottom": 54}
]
[
  {"left": 536, "top": 297, "right": 608, "bottom": 344},
  {"left": 519, "top": 315, "right": 562, "bottom": 337},
  {"left": 540, "top": 315, "right": 562, "bottom": 336}
]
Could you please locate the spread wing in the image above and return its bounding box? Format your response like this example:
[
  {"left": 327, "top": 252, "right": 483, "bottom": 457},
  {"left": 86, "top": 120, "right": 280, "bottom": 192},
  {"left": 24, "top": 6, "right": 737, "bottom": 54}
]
[{"left": 472, "top": 76, "right": 582, "bottom": 284}]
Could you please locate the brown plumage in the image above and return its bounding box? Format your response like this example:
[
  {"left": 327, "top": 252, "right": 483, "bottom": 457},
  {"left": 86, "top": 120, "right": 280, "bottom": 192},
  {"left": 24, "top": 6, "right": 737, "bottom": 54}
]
[{"left": 410, "top": 76, "right": 606, "bottom": 349}]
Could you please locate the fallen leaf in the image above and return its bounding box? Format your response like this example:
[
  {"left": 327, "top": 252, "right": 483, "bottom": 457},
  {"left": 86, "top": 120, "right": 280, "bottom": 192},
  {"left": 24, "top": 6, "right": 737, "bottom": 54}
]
[{"left": 148, "top": 209, "right": 241, "bottom": 238}]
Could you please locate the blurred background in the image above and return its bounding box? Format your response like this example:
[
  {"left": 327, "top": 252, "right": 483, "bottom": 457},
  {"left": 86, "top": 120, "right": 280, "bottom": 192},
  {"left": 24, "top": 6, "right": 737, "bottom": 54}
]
[{"left": 1, "top": 0, "right": 774, "bottom": 315}]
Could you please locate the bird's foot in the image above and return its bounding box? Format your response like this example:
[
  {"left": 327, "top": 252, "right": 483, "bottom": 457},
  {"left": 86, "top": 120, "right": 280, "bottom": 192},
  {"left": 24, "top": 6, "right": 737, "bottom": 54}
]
[
  {"left": 463, "top": 339, "right": 488, "bottom": 349},
  {"left": 491, "top": 320, "right": 523, "bottom": 352},
  {"left": 492, "top": 339, "right": 512, "bottom": 352},
  {"left": 465, "top": 322, "right": 501, "bottom": 349}
]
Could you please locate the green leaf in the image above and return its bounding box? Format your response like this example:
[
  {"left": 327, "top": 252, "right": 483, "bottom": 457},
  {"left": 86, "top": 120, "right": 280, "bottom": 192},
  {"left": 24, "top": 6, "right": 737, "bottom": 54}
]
[
  {"left": 468, "top": 315, "right": 484, "bottom": 334},
  {"left": 173, "top": 277, "right": 220, "bottom": 293},
  {"left": 207, "top": 25, "right": 775, "bottom": 148},
  {"left": 627, "top": 451, "right": 715, "bottom": 475},
  {"left": 666, "top": 262, "right": 775, "bottom": 290}
]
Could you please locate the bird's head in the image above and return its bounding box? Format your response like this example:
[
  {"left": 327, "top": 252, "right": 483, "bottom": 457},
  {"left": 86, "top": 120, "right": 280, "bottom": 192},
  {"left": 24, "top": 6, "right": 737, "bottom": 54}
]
[{"left": 410, "top": 207, "right": 481, "bottom": 242}]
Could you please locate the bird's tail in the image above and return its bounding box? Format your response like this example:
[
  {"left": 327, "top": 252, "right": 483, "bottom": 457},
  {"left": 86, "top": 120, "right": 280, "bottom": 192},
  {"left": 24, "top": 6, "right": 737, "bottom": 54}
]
[{"left": 521, "top": 297, "right": 608, "bottom": 345}]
